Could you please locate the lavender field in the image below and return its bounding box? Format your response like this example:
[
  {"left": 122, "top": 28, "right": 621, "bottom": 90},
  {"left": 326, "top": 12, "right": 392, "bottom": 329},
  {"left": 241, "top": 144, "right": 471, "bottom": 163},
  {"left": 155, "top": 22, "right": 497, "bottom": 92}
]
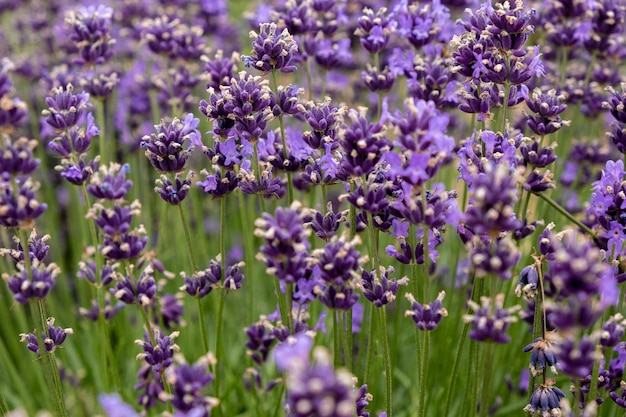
[{"left": 1, "top": 0, "right": 625, "bottom": 416}]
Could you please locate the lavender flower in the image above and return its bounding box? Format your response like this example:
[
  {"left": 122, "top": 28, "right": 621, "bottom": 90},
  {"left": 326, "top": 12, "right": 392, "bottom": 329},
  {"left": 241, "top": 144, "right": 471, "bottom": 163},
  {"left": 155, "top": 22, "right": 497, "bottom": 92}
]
[
  {"left": 20, "top": 317, "right": 73, "bottom": 355},
  {"left": 281, "top": 346, "right": 356, "bottom": 417},
  {"left": 42, "top": 84, "right": 91, "bottom": 131},
  {"left": 196, "top": 167, "right": 239, "bottom": 199},
  {"left": 338, "top": 109, "right": 389, "bottom": 179},
  {"left": 135, "top": 329, "right": 180, "bottom": 374},
  {"left": 87, "top": 163, "right": 132, "bottom": 200},
  {"left": 245, "top": 319, "right": 277, "bottom": 366},
  {"left": 154, "top": 171, "right": 193, "bottom": 205},
  {"left": 246, "top": 23, "right": 298, "bottom": 73},
  {"left": 202, "top": 50, "right": 237, "bottom": 90},
  {"left": 0, "top": 136, "right": 40, "bottom": 180},
  {"left": 307, "top": 203, "right": 347, "bottom": 241},
  {"left": 141, "top": 114, "right": 200, "bottom": 173},
  {"left": 523, "top": 332, "right": 560, "bottom": 376},
  {"left": 113, "top": 266, "right": 156, "bottom": 307},
  {"left": 464, "top": 162, "right": 521, "bottom": 236},
  {"left": 0, "top": 178, "right": 47, "bottom": 228},
  {"left": 601, "top": 314, "right": 626, "bottom": 348},
  {"left": 523, "top": 382, "right": 566, "bottom": 416},
  {"left": 91, "top": 201, "right": 147, "bottom": 260},
  {"left": 354, "top": 7, "right": 394, "bottom": 55},
  {"left": 165, "top": 356, "right": 216, "bottom": 415},
  {"left": 361, "top": 266, "right": 408, "bottom": 308},
  {"left": 313, "top": 235, "right": 361, "bottom": 310},
  {"left": 47, "top": 113, "right": 99, "bottom": 158},
  {"left": 99, "top": 394, "right": 140, "bottom": 417},
  {"left": 405, "top": 291, "right": 448, "bottom": 331},
  {"left": 463, "top": 294, "right": 520, "bottom": 343},
  {"left": 255, "top": 203, "right": 311, "bottom": 286},
  {"left": 64, "top": 5, "right": 115, "bottom": 66},
  {"left": 556, "top": 335, "right": 601, "bottom": 378}
]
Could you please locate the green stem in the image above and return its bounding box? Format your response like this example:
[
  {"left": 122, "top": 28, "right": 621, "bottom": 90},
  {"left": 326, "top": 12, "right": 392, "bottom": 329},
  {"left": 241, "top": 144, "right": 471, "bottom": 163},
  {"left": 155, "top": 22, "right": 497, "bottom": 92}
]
[
  {"left": 479, "top": 342, "right": 494, "bottom": 417},
  {"left": 19, "top": 230, "right": 67, "bottom": 417},
  {"left": 463, "top": 275, "right": 484, "bottom": 417},
  {"left": 270, "top": 69, "right": 294, "bottom": 205},
  {"left": 588, "top": 344, "right": 601, "bottom": 406},
  {"left": 80, "top": 185, "right": 119, "bottom": 392},
  {"left": 349, "top": 182, "right": 357, "bottom": 239},
  {"left": 344, "top": 310, "right": 353, "bottom": 371},
  {"left": 533, "top": 192, "right": 597, "bottom": 240},
  {"left": 214, "top": 289, "right": 227, "bottom": 416},
  {"left": 252, "top": 141, "right": 266, "bottom": 214},
  {"left": 196, "top": 295, "right": 210, "bottom": 355},
  {"left": 333, "top": 310, "right": 341, "bottom": 368},
  {"left": 444, "top": 321, "right": 470, "bottom": 416},
  {"left": 237, "top": 191, "right": 256, "bottom": 325},
  {"left": 363, "top": 304, "right": 375, "bottom": 383},
  {"left": 176, "top": 201, "right": 198, "bottom": 272},
  {"left": 418, "top": 330, "right": 429, "bottom": 417},
  {"left": 94, "top": 98, "right": 108, "bottom": 164},
  {"left": 379, "top": 307, "right": 392, "bottom": 417}
]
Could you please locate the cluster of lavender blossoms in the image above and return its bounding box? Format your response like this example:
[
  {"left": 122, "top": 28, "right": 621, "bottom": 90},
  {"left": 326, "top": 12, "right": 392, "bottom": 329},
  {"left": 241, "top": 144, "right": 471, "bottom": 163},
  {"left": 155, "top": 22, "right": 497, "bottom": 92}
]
[{"left": 3, "top": 0, "right": 626, "bottom": 416}]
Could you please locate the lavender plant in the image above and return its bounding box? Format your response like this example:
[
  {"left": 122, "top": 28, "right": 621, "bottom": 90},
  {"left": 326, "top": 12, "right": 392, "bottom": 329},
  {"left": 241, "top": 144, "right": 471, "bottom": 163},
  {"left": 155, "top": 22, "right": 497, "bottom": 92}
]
[{"left": 2, "top": 0, "right": 626, "bottom": 417}]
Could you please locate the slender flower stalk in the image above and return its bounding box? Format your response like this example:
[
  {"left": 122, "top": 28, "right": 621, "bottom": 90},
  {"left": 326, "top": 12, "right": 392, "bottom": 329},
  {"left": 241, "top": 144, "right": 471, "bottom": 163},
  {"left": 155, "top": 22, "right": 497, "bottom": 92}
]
[{"left": 18, "top": 230, "right": 68, "bottom": 417}]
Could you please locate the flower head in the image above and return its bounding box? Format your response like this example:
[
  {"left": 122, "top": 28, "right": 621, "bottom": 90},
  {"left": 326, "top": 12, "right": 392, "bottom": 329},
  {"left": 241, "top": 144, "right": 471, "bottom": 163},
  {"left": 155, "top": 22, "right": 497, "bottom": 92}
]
[
  {"left": 463, "top": 293, "right": 520, "bottom": 343},
  {"left": 246, "top": 23, "right": 298, "bottom": 73}
]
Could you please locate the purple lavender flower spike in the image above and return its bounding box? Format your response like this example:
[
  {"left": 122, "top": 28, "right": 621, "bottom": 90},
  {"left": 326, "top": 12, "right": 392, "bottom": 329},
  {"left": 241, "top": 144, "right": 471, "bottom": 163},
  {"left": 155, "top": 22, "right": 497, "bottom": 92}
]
[
  {"left": 87, "top": 163, "right": 132, "bottom": 200},
  {"left": 48, "top": 112, "right": 99, "bottom": 158},
  {"left": 202, "top": 50, "right": 237, "bottom": 90},
  {"left": 246, "top": 23, "right": 298, "bottom": 73},
  {"left": 338, "top": 109, "right": 389, "bottom": 179},
  {"left": 522, "top": 332, "right": 560, "bottom": 376},
  {"left": 165, "top": 356, "right": 216, "bottom": 415},
  {"left": 361, "top": 65, "right": 396, "bottom": 92},
  {"left": 42, "top": 84, "right": 91, "bottom": 131},
  {"left": 255, "top": 203, "right": 311, "bottom": 287},
  {"left": 523, "top": 383, "right": 566, "bottom": 416},
  {"left": 283, "top": 347, "right": 356, "bottom": 417},
  {"left": 0, "top": 59, "right": 27, "bottom": 133},
  {"left": 464, "top": 162, "right": 521, "bottom": 236},
  {"left": 601, "top": 314, "right": 626, "bottom": 348},
  {"left": 547, "top": 230, "right": 611, "bottom": 300},
  {"left": 301, "top": 98, "right": 345, "bottom": 150},
  {"left": 469, "top": 235, "right": 520, "bottom": 280},
  {"left": 361, "top": 266, "right": 408, "bottom": 308},
  {"left": 307, "top": 202, "right": 347, "bottom": 241},
  {"left": 113, "top": 266, "right": 156, "bottom": 307},
  {"left": 556, "top": 335, "right": 601, "bottom": 378},
  {"left": 405, "top": 291, "right": 448, "bottom": 331},
  {"left": 246, "top": 320, "right": 277, "bottom": 366},
  {"left": 0, "top": 178, "right": 47, "bottom": 228},
  {"left": 135, "top": 329, "right": 180, "bottom": 374},
  {"left": 99, "top": 394, "right": 140, "bottom": 417},
  {"left": 20, "top": 317, "right": 73, "bottom": 355},
  {"left": 196, "top": 167, "right": 239, "bottom": 199},
  {"left": 79, "top": 296, "right": 124, "bottom": 321},
  {"left": 463, "top": 293, "right": 520, "bottom": 343},
  {"left": 80, "top": 69, "right": 120, "bottom": 99},
  {"left": 58, "top": 157, "right": 99, "bottom": 186},
  {"left": 355, "top": 7, "right": 394, "bottom": 55},
  {"left": 154, "top": 171, "right": 194, "bottom": 205},
  {"left": 65, "top": 5, "right": 115, "bottom": 66},
  {"left": 141, "top": 114, "right": 199, "bottom": 173},
  {"left": 0, "top": 136, "right": 40, "bottom": 180}
]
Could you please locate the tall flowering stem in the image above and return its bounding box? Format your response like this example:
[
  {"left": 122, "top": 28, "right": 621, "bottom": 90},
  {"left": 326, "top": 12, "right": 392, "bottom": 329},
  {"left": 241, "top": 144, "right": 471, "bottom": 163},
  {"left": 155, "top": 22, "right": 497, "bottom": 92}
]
[
  {"left": 79, "top": 183, "right": 119, "bottom": 392},
  {"left": 19, "top": 230, "right": 68, "bottom": 417},
  {"left": 532, "top": 192, "right": 597, "bottom": 241},
  {"left": 270, "top": 69, "right": 294, "bottom": 204},
  {"left": 94, "top": 99, "right": 108, "bottom": 163}
]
